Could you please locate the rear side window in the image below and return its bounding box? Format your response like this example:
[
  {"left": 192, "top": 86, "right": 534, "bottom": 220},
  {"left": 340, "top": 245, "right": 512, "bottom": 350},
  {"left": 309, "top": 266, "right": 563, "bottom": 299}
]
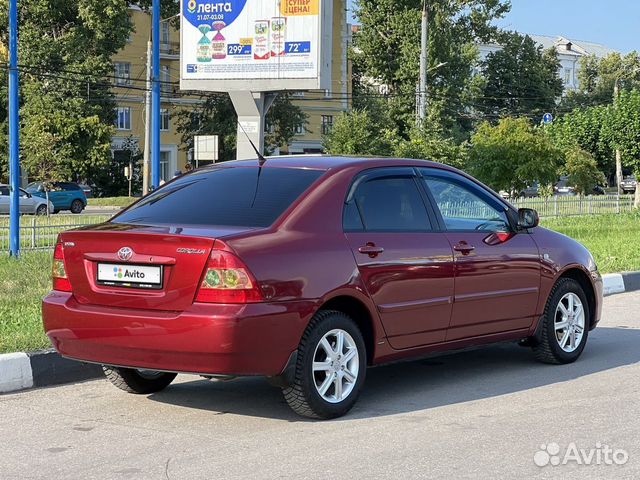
[
  {"left": 349, "top": 177, "right": 432, "bottom": 232},
  {"left": 0, "top": 186, "right": 9, "bottom": 196},
  {"left": 114, "top": 167, "right": 324, "bottom": 228}
]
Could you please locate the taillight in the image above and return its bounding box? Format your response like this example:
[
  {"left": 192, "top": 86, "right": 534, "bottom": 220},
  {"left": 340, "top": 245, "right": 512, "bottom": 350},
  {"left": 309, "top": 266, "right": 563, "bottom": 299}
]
[
  {"left": 52, "top": 242, "right": 72, "bottom": 292},
  {"left": 195, "top": 243, "right": 263, "bottom": 304}
]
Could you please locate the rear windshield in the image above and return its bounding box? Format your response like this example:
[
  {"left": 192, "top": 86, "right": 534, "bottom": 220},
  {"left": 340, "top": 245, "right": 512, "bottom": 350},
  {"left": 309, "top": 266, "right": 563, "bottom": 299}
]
[{"left": 113, "top": 167, "right": 324, "bottom": 228}]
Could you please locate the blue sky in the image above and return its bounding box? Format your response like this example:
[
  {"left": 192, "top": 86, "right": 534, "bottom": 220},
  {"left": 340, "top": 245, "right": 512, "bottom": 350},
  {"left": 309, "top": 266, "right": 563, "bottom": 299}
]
[{"left": 347, "top": 0, "right": 640, "bottom": 53}]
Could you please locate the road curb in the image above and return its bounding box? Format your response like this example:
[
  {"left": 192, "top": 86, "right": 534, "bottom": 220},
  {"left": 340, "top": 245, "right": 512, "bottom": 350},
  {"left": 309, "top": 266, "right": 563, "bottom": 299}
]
[
  {"left": 0, "top": 349, "right": 102, "bottom": 394},
  {"left": 2, "top": 271, "right": 640, "bottom": 395},
  {"left": 603, "top": 272, "right": 640, "bottom": 296}
]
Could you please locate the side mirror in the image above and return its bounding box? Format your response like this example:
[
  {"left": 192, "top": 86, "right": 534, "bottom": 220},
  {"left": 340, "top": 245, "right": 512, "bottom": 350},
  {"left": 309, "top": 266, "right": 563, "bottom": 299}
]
[{"left": 518, "top": 208, "right": 539, "bottom": 229}]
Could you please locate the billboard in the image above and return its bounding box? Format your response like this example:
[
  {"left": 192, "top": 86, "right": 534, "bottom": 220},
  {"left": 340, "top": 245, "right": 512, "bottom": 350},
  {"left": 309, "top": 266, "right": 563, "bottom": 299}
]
[{"left": 180, "top": 0, "right": 332, "bottom": 92}]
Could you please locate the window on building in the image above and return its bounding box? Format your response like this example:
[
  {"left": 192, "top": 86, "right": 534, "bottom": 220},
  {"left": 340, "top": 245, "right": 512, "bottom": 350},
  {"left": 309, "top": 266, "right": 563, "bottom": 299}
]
[
  {"left": 161, "top": 65, "right": 172, "bottom": 94},
  {"left": 161, "top": 21, "right": 170, "bottom": 45},
  {"left": 114, "top": 62, "right": 131, "bottom": 86},
  {"left": 564, "top": 68, "right": 573, "bottom": 86},
  {"left": 160, "top": 109, "right": 170, "bottom": 131},
  {"left": 295, "top": 123, "right": 305, "bottom": 135},
  {"left": 115, "top": 107, "right": 131, "bottom": 130},
  {"left": 291, "top": 91, "right": 305, "bottom": 98},
  {"left": 321, "top": 115, "right": 334, "bottom": 135}
]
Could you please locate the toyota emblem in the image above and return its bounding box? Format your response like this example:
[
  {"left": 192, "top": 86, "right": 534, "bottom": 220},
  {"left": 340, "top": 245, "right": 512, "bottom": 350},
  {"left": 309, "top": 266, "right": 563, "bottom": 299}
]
[{"left": 117, "top": 247, "right": 134, "bottom": 261}]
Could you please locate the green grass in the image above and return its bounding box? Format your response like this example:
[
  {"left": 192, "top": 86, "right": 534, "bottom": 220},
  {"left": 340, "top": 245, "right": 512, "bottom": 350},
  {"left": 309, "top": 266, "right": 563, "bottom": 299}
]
[
  {"left": 88, "top": 197, "right": 137, "bottom": 207},
  {"left": 0, "top": 252, "right": 53, "bottom": 354},
  {"left": 1, "top": 212, "right": 639, "bottom": 354},
  {"left": 541, "top": 212, "right": 640, "bottom": 274}
]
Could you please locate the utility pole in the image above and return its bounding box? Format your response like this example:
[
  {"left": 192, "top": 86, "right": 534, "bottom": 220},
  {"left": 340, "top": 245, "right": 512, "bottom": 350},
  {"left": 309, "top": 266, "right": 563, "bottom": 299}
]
[
  {"left": 143, "top": 39, "right": 152, "bottom": 195},
  {"left": 417, "top": 0, "right": 428, "bottom": 126},
  {"left": 151, "top": 0, "right": 161, "bottom": 189},
  {"left": 8, "top": 0, "right": 20, "bottom": 257},
  {"left": 614, "top": 77, "right": 623, "bottom": 196}
]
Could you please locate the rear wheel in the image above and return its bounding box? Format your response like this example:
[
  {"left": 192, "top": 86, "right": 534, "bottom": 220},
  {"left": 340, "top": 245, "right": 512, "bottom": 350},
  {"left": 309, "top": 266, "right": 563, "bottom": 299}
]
[
  {"left": 283, "top": 310, "right": 366, "bottom": 419},
  {"left": 70, "top": 199, "right": 84, "bottom": 214},
  {"left": 533, "top": 278, "right": 590, "bottom": 364},
  {"left": 102, "top": 366, "right": 177, "bottom": 394}
]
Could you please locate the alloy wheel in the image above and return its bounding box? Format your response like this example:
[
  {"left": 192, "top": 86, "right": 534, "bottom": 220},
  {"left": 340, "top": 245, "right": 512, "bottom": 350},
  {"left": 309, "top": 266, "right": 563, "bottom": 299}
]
[
  {"left": 312, "top": 329, "right": 360, "bottom": 404},
  {"left": 554, "top": 292, "right": 585, "bottom": 353}
]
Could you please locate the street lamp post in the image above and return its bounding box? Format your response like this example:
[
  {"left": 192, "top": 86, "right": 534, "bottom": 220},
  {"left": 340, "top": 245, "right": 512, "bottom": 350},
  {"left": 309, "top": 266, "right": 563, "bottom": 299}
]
[
  {"left": 8, "top": 0, "right": 20, "bottom": 257},
  {"left": 151, "top": 0, "right": 161, "bottom": 189}
]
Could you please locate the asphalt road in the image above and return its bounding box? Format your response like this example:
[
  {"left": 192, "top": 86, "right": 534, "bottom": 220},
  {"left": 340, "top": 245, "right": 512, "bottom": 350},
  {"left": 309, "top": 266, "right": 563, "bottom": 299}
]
[{"left": 2, "top": 292, "right": 639, "bottom": 480}]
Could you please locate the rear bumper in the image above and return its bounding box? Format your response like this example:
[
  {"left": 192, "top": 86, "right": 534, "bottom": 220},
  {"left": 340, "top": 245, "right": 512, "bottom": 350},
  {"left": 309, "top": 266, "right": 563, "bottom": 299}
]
[{"left": 43, "top": 292, "right": 315, "bottom": 376}]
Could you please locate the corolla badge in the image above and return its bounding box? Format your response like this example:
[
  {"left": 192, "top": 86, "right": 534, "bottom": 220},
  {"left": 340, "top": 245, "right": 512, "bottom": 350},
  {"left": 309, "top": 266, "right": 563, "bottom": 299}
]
[{"left": 117, "top": 247, "right": 134, "bottom": 261}]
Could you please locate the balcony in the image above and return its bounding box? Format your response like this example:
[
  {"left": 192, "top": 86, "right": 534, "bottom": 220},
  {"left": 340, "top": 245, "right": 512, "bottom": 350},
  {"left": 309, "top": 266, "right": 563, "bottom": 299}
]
[{"left": 160, "top": 41, "right": 180, "bottom": 60}]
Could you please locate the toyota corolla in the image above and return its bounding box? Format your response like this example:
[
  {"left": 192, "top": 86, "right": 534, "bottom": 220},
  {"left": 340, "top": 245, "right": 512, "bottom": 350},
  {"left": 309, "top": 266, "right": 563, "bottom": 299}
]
[{"left": 43, "top": 157, "right": 603, "bottom": 419}]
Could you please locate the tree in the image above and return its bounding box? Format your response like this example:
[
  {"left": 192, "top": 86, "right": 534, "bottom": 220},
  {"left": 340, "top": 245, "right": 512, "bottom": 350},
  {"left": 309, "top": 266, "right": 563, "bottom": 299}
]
[
  {"left": 0, "top": 0, "right": 133, "bottom": 182},
  {"left": 174, "top": 94, "right": 307, "bottom": 161},
  {"left": 563, "top": 148, "right": 606, "bottom": 195},
  {"left": 606, "top": 89, "right": 640, "bottom": 207},
  {"left": 323, "top": 110, "right": 393, "bottom": 156},
  {"left": 477, "top": 33, "right": 563, "bottom": 119},
  {"left": 546, "top": 105, "right": 614, "bottom": 180},
  {"left": 469, "top": 117, "right": 562, "bottom": 196},
  {"left": 353, "top": 0, "right": 510, "bottom": 136},
  {"left": 91, "top": 137, "right": 142, "bottom": 197},
  {"left": 565, "top": 52, "right": 640, "bottom": 109},
  {"left": 391, "top": 128, "right": 468, "bottom": 169}
]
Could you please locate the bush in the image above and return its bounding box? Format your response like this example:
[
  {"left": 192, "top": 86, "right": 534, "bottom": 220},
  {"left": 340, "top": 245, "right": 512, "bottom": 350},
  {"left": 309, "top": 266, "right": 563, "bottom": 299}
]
[{"left": 564, "top": 148, "right": 606, "bottom": 195}]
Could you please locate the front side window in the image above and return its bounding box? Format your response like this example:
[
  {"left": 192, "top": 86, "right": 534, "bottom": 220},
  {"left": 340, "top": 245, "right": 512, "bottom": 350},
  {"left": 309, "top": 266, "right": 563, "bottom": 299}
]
[
  {"left": 348, "top": 176, "right": 432, "bottom": 232},
  {"left": 422, "top": 172, "right": 509, "bottom": 232}
]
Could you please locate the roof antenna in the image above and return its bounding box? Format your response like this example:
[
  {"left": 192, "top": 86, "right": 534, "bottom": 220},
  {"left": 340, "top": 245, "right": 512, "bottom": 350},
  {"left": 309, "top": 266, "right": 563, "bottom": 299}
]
[{"left": 237, "top": 119, "right": 267, "bottom": 166}]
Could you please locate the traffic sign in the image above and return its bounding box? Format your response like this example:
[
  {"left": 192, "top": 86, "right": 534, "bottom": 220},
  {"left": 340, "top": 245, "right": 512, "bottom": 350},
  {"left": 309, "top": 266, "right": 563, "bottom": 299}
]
[{"left": 543, "top": 113, "right": 553, "bottom": 125}]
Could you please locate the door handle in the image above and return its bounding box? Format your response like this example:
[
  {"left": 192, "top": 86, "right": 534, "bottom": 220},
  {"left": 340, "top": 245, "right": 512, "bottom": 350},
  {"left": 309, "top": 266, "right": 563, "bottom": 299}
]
[
  {"left": 358, "top": 243, "right": 384, "bottom": 258},
  {"left": 453, "top": 242, "right": 475, "bottom": 255}
]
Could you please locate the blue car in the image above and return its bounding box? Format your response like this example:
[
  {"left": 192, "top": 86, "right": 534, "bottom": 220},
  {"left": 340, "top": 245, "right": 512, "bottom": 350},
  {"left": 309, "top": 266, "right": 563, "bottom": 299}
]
[{"left": 26, "top": 182, "right": 87, "bottom": 214}]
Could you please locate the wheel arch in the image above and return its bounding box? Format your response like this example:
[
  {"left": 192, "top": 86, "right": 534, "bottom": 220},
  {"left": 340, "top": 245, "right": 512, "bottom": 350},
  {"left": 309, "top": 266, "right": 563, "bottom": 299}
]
[
  {"left": 316, "top": 294, "right": 380, "bottom": 365},
  {"left": 557, "top": 266, "right": 597, "bottom": 330}
]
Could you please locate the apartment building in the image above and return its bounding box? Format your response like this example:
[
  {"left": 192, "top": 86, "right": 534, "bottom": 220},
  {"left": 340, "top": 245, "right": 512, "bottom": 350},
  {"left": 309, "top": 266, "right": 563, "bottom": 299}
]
[{"left": 112, "top": 4, "right": 351, "bottom": 182}]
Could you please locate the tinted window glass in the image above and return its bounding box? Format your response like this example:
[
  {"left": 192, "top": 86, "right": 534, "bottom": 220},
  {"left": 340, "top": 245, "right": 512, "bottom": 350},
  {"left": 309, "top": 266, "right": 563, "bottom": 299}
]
[
  {"left": 343, "top": 200, "right": 364, "bottom": 231},
  {"left": 424, "top": 176, "right": 509, "bottom": 232},
  {"left": 0, "top": 186, "right": 9, "bottom": 196},
  {"left": 114, "top": 167, "right": 323, "bottom": 228},
  {"left": 354, "top": 177, "right": 431, "bottom": 232}
]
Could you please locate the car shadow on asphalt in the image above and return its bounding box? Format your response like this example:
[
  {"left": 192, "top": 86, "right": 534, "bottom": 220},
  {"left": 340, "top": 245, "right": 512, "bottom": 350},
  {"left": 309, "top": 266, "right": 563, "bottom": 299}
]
[{"left": 147, "top": 326, "right": 640, "bottom": 421}]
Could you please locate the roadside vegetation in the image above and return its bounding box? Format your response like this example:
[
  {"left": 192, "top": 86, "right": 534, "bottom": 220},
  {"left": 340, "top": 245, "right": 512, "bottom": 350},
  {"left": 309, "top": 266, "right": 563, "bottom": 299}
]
[
  {"left": 87, "top": 197, "right": 137, "bottom": 208},
  {"left": 2, "top": 213, "right": 639, "bottom": 354}
]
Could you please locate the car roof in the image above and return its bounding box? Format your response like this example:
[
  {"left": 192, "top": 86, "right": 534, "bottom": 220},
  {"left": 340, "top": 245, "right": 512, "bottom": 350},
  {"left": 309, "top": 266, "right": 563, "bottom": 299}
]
[{"left": 207, "top": 155, "right": 451, "bottom": 172}]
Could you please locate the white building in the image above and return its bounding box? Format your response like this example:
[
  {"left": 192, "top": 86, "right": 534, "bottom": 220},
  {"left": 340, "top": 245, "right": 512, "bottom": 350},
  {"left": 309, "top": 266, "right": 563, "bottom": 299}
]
[{"left": 478, "top": 34, "right": 618, "bottom": 92}]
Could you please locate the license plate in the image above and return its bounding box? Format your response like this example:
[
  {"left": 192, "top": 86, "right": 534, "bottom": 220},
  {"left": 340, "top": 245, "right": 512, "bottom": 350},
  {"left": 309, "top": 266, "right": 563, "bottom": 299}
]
[{"left": 97, "top": 263, "right": 163, "bottom": 289}]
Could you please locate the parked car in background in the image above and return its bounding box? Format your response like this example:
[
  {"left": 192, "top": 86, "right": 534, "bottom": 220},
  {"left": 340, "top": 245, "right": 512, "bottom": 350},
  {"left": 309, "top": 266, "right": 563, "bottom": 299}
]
[
  {"left": 591, "top": 185, "right": 606, "bottom": 196},
  {"left": 0, "top": 184, "right": 53, "bottom": 215},
  {"left": 621, "top": 176, "right": 637, "bottom": 194},
  {"left": 26, "top": 182, "right": 87, "bottom": 214},
  {"left": 43, "top": 156, "right": 602, "bottom": 419},
  {"left": 554, "top": 176, "right": 575, "bottom": 196},
  {"left": 77, "top": 183, "right": 93, "bottom": 199}
]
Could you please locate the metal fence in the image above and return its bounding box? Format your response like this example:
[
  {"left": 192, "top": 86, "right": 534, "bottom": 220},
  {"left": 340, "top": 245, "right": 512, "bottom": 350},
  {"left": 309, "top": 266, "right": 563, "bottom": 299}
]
[
  {"left": 512, "top": 194, "right": 636, "bottom": 218},
  {"left": 0, "top": 214, "right": 111, "bottom": 252}
]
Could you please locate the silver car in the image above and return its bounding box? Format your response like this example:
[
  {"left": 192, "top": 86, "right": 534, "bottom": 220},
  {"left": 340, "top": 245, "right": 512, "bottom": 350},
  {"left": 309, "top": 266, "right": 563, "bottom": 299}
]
[{"left": 0, "top": 184, "right": 54, "bottom": 215}]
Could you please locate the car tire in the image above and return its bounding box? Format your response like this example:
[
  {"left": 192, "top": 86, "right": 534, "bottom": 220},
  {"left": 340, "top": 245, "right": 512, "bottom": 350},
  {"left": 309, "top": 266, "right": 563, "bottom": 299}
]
[
  {"left": 533, "top": 278, "right": 590, "bottom": 365},
  {"left": 70, "top": 199, "right": 84, "bottom": 214},
  {"left": 102, "top": 366, "right": 177, "bottom": 394},
  {"left": 283, "top": 310, "right": 367, "bottom": 419},
  {"left": 35, "top": 204, "right": 48, "bottom": 216}
]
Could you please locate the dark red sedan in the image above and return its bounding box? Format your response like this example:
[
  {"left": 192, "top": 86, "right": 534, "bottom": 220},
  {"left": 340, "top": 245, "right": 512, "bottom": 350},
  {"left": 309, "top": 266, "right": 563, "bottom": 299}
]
[{"left": 43, "top": 157, "right": 603, "bottom": 419}]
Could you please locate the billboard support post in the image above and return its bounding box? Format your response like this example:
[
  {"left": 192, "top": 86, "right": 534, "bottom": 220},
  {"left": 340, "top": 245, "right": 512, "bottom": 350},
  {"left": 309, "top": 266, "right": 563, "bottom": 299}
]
[
  {"left": 8, "top": 0, "right": 20, "bottom": 258},
  {"left": 151, "top": 0, "right": 161, "bottom": 189},
  {"left": 230, "top": 91, "right": 277, "bottom": 159}
]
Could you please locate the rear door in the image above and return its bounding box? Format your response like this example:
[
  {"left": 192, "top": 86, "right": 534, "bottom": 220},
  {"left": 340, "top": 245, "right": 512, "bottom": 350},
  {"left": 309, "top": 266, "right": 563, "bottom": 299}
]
[
  {"left": 344, "top": 168, "right": 455, "bottom": 349},
  {"left": 418, "top": 168, "right": 541, "bottom": 341}
]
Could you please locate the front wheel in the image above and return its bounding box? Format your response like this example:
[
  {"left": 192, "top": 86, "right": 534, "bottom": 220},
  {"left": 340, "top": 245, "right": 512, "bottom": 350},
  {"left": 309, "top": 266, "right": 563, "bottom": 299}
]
[
  {"left": 533, "top": 278, "right": 590, "bottom": 364},
  {"left": 283, "top": 310, "right": 366, "bottom": 419},
  {"left": 103, "top": 366, "right": 177, "bottom": 394},
  {"left": 70, "top": 199, "right": 84, "bottom": 214},
  {"left": 35, "top": 204, "right": 48, "bottom": 216}
]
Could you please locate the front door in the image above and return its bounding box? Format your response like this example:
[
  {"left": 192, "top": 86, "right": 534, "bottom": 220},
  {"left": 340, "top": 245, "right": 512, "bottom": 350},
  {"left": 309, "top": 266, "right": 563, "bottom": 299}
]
[
  {"left": 419, "top": 168, "right": 541, "bottom": 341},
  {"left": 344, "top": 168, "right": 455, "bottom": 349}
]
